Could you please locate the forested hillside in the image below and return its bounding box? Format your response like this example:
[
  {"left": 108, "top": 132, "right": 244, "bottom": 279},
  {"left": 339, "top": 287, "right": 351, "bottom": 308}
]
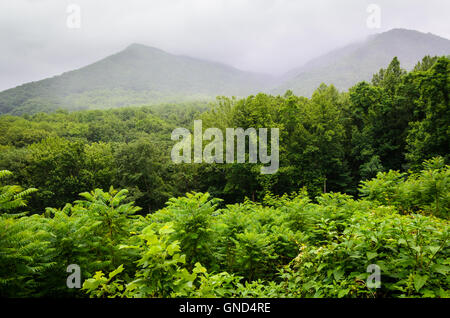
[
  {"left": 276, "top": 28, "right": 450, "bottom": 96},
  {"left": 0, "top": 44, "right": 273, "bottom": 115},
  {"left": 1, "top": 29, "right": 448, "bottom": 115},
  {"left": 0, "top": 55, "right": 449, "bottom": 298}
]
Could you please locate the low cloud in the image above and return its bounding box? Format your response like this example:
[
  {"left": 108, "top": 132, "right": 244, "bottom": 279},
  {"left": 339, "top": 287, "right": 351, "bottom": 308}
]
[{"left": 0, "top": 0, "right": 449, "bottom": 90}]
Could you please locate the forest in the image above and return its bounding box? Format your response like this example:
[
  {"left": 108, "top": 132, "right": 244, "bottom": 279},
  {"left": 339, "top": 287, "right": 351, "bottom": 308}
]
[{"left": 0, "top": 56, "right": 448, "bottom": 298}]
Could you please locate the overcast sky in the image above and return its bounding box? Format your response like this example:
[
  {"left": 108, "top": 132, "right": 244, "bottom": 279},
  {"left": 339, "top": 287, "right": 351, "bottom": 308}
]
[{"left": 0, "top": 0, "right": 449, "bottom": 90}]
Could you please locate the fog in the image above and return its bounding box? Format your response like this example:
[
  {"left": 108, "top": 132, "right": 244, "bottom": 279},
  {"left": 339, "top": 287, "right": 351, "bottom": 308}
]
[{"left": 0, "top": 0, "right": 449, "bottom": 90}]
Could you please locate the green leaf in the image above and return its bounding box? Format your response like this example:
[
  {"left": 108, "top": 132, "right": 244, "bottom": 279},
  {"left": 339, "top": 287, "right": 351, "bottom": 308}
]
[
  {"left": 413, "top": 274, "right": 428, "bottom": 292},
  {"left": 431, "top": 264, "right": 449, "bottom": 275},
  {"left": 109, "top": 264, "right": 125, "bottom": 279},
  {"left": 367, "top": 252, "right": 378, "bottom": 260},
  {"left": 338, "top": 288, "right": 349, "bottom": 298},
  {"left": 193, "top": 262, "right": 207, "bottom": 274},
  {"left": 428, "top": 246, "right": 440, "bottom": 255},
  {"left": 333, "top": 268, "right": 345, "bottom": 281},
  {"left": 159, "top": 223, "right": 175, "bottom": 235},
  {"left": 167, "top": 242, "right": 181, "bottom": 256}
]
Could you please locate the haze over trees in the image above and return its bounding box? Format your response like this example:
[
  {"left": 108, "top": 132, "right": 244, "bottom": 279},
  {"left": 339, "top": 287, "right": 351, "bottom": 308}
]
[{"left": 1, "top": 29, "right": 449, "bottom": 115}]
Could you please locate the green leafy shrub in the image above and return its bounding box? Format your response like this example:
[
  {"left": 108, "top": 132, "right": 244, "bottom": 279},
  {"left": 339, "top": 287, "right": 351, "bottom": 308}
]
[
  {"left": 83, "top": 222, "right": 242, "bottom": 298},
  {"left": 360, "top": 157, "right": 449, "bottom": 217},
  {"left": 0, "top": 170, "right": 37, "bottom": 216},
  {"left": 1, "top": 158, "right": 448, "bottom": 298},
  {"left": 149, "top": 192, "right": 220, "bottom": 270},
  {"left": 276, "top": 208, "right": 449, "bottom": 298}
]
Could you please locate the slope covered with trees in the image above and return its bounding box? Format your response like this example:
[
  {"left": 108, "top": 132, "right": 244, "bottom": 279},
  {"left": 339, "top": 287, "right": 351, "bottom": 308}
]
[
  {"left": 276, "top": 28, "right": 450, "bottom": 97},
  {"left": 0, "top": 56, "right": 448, "bottom": 298},
  {"left": 1, "top": 29, "right": 448, "bottom": 115},
  {"left": 0, "top": 44, "right": 274, "bottom": 115}
]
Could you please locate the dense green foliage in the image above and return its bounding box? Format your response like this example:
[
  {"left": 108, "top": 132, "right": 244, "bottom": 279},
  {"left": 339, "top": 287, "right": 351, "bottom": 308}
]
[
  {"left": 0, "top": 55, "right": 448, "bottom": 298},
  {"left": 1, "top": 159, "right": 448, "bottom": 297},
  {"left": 1, "top": 56, "right": 448, "bottom": 215}
]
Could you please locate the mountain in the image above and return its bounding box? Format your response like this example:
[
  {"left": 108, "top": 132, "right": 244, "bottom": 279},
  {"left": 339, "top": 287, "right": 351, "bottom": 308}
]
[
  {"left": 275, "top": 28, "right": 450, "bottom": 96},
  {"left": 0, "top": 43, "right": 274, "bottom": 114},
  {"left": 1, "top": 28, "right": 449, "bottom": 115}
]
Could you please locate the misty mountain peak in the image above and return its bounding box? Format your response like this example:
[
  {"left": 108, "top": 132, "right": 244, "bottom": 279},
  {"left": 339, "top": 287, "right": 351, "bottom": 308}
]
[
  {"left": 275, "top": 28, "right": 450, "bottom": 97},
  {"left": 373, "top": 28, "right": 449, "bottom": 43},
  {"left": 124, "top": 43, "right": 167, "bottom": 54},
  {"left": 0, "top": 28, "right": 449, "bottom": 114}
]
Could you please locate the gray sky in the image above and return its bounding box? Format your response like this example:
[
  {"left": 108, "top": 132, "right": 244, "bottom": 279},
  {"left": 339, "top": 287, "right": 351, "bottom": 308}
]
[{"left": 0, "top": 0, "right": 449, "bottom": 90}]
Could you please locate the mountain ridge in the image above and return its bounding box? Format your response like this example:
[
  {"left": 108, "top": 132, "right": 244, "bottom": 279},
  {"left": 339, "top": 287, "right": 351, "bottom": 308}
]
[
  {"left": 275, "top": 28, "right": 450, "bottom": 96},
  {"left": 1, "top": 28, "right": 449, "bottom": 114}
]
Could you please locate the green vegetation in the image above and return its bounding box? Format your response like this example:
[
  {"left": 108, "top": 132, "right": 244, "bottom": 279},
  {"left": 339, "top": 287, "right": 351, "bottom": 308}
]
[
  {"left": 0, "top": 55, "right": 448, "bottom": 298},
  {"left": 1, "top": 162, "right": 448, "bottom": 298}
]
